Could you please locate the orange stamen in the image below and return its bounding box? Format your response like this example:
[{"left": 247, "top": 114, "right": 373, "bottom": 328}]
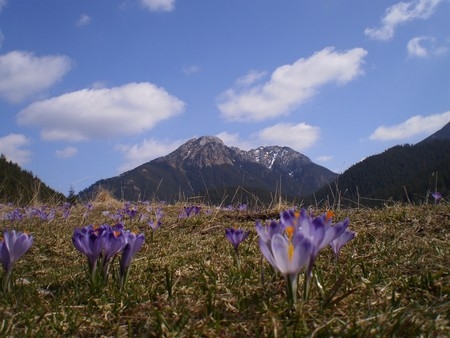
[
  {"left": 285, "top": 226, "right": 295, "bottom": 240},
  {"left": 326, "top": 210, "right": 334, "bottom": 221},
  {"left": 288, "top": 242, "right": 294, "bottom": 262}
]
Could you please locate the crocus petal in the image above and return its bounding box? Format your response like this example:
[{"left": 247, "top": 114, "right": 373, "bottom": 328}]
[
  {"left": 120, "top": 243, "right": 132, "bottom": 271},
  {"left": 320, "top": 218, "right": 350, "bottom": 251},
  {"left": 103, "top": 230, "right": 125, "bottom": 262},
  {"left": 2, "top": 230, "right": 33, "bottom": 266},
  {"left": 258, "top": 238, "right": 278, "bottom": 269},
  {"left": 226, "top": 228, "right": 250, "bottom": 250},
  {"left": 280, "top": 210, "right": 297, "bottom": 228},
  {"left": 0, "top": 242, "right": 11, "bottom": 272},
  {"left": 120, "top": 232, "right": 145, "bottom": 270},
  {"left": 130, "top": 234, "right": 145, "bottom": 257},
  {"left": 271, "top": 234, "right": 311, "bottom": 278},
  {"left": 11, "top": 234, "right": 33, "bottom": 263},
  {"left": 255, "top": 221, "right": 270, "bottom": 243},
  {"left": 330, "top": 229, "right": 355, "bottom": 257},
  {"left": 0, "top": 230, "right": 32, "bottom": 273},
  {"left": 72, "top": 229, "right": 89, "bottom": 255}
]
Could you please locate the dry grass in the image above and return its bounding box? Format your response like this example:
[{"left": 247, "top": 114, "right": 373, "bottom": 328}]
[{"left": 0, "top": 198, "right": 449, "bottom": 337}]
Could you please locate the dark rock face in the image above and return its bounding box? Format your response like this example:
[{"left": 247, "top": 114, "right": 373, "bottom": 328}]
[{"left": 163, "top": 136, "right": 238, "bottom": 168}]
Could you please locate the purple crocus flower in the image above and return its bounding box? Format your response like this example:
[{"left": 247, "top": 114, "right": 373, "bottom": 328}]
[
  {"left": 148, "top": 220, "right": 162, "bottom": 231},
  {"left": 182, "top": 206, "right": 201, "bottom": 217},
  {"left": 330, "top": 229, "right": 355, "bottom": 262},
  {"left": 0, "top": 230, "right": 33, "bottom": 293},
  {"left": 120, "top": 231, "right": 145, "bottom": 271},
  {"left": 72, "top": 224, "right": 107, "bottom": 280},
  {"left": 4, "top": 209, "right": 23, "bottom": 222},
  {"left": 148, "top": 207, "right": 163, "bottom": 231},
  {"left": 119, "top": 231, "right": 145, "bottom": 289},
  {"left": 101, "top": 224, "right": 126, "bottom": 279},
  {"left": 257, "top": 220, "right": 312, "bottom": 305},
  {"left": 104, "top": 223, "right": 125, "bottom": 258},
  {"left": 62, "top": 202, "right": 72, "bottom": 219},
  {"left": 237, "top": 204, "right": 248, "bottom": 212},
  {"left": 431, "top": 192, "right": 442, "bottom": 204},
  {"left": 259, "top": 208, "right": 352, "bottom": 302},
  {"left": 282, "top": 209, "right": 350, "bottom": 299},
  {"left": 225, "top": 227, "right": 250, "bottom": 272},
  {"left": 225, "top": 227, "right": 250, "bottom": 252},
  {"left": 282, "top": 209, "right": 349, "bottom": 273}
]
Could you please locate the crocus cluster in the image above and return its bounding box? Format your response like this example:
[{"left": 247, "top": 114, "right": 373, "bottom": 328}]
[
  {"left": 220, "top": 204, "right": 248, "bottom": 212},
  {"left": 0, "top": 230, "right": 33, "bottom": 293},
  {"left": 148, "top": 206, "right": 164, "bottom": 231},
  {"left": 72, "top": 223, "right": 144, "bottom": 289},
  {"left": 123, "top": 202, "right": 139, "bottom": 219},
  {"left": 256, "top": 208, "right": 354, "bottom": 304},
  {"left": 179, "top": 206, "right": 202, "bottom": 218}
]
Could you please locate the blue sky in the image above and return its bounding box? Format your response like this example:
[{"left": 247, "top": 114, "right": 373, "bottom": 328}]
[{"left": 1, "top": 0, "right": 449, "bottom": 195}]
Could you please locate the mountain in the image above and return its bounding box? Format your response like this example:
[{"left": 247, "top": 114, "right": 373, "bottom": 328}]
[
  {"left": 418, "top": 121, "right": 450, "bottom": 143},
  {"left": 0, "top": 154, "right": 66, "bottom": 205},
  {"left": 78, "top": 136, "right": 337, "bottom": 204},
  {"left": 307, "top": 122, "right": 450, "bottom": 208}
]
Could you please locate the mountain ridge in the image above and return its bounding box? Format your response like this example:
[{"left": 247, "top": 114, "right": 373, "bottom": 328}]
[
  {"left": 306, "top": 121, "right": 450, "bottom": 207},
  {"left": 79, "top": 136, "right": 337, "bottom": 204}
]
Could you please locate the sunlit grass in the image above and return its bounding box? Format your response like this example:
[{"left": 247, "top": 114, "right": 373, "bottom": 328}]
[{"left": 0, "top": 198, "right": 448, "bottom": 337}]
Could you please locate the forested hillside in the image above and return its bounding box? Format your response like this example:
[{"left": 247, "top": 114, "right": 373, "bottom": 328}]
[
  {"left": 309, "top": 139, "right": 450, "bottom": 207},
  {"left": 0, "top": 154, "right": 66, "bottom": 205}
]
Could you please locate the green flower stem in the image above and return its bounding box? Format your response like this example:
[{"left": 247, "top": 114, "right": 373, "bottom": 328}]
[
  {"left": 287, "top": 274, "right": 299, "bottom": 306},
  {"left": 2, "top": 269, "right": 13, "bottom": 294},
  {"left": 233, "top": 249, "right": 241, "bottom": 273},
  {"left": 303, "top": 270, "right": 312, "bottom": 301}
]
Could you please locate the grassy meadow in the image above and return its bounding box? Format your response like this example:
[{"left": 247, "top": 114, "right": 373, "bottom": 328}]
[{"left": 0, "top": 193, "right": 449, "bottom": 337}]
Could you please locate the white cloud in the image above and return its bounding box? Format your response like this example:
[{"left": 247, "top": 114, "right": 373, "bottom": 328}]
[
  {"left": 407, "top": 36, "right": 448, "bottom": 57},
  {"left": 55, "top": 146, "right": 78, "bottom": 159},
  {"left": 316, "top": 155, "right": 333, "bottom": 162},
  {"left": 0, "top": 0, "right": 7, "bottom": 12},
  {"left": 0, "top": 133, "right": 31, "bottom": 165},
  {"left": 236, "top": 69, "right": 268, "bottom": 87},
  {"left": 369, "top": 111, "right": 450, "bottom": 140},
  {"left": 217, "top": 47, "right": 367, "bottom": 122},
  {"left": 255, "top": 122, "right": 320, "bottom": 150},
  {"left": 116, "top": 138, "right": 184, "bottom": 172},
  {"left": 182, "top": 65, "right": 201, "bottom": 75},
  {"left": 407, "top": 37, "right": 431, "bottom": 57},
  {"left": 365, "top": 0, "right": 443, "bottom": 40},
  {"left": 0, "top": 51, "right": 72, "bottom": 103},
  {"left": 217, "top": 122, "right": 320, "bottom": 152},
  {"left": 140, "top": 0, "right": 175, "bottom": 12},
  {"left": 90, "top": 81, "right": 108, "bottom": 89},
  {"left": 17, "top": 82, "right": 185, "bottom": 141},
  {"left": 76, "top": 14, "right": 92, "bottom": 27},
  {"left": 215, "top": 132, "right": 257, "bottom": 150}
]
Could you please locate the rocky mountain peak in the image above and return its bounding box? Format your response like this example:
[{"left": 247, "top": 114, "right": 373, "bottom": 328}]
[
  {"left": 196, "top": 136, "right": 224, "bottom": 146},
  {"left": 246, "top": 145, "right": 311, "bottom": 170},
  {"left": 162, "top": 136, "right": 315, "bottom": 171},
  {"left": 163, "top": 135, "right": 238, "bottom": 168}
]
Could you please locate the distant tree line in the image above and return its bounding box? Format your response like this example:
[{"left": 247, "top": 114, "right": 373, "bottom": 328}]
[
  {"left": 0, "top": 154, "right": 66, "bottom": 205},
  {"left": 307, "top": 140, "right": 450, "bottom": 208}
]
